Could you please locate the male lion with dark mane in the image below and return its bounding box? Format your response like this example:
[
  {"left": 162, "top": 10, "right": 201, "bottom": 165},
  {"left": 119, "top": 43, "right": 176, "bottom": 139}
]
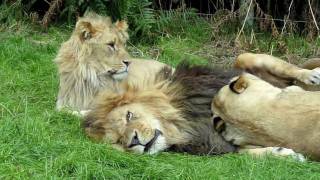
[
  {"left": 54, "top": 12, "right": 168, "bottom": 113},
  {"left": 84, "top": 53, "right": 320, "bottom": 160},
  {"left": 84, "top": 63, "right": 238, "bottom": 155}
]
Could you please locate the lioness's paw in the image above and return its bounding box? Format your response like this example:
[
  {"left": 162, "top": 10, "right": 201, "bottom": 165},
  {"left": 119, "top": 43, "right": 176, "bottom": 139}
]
[
  {"left": 299, "top": 68, "right": 320, "bottom": 85},
  {"left": 271, "top": 147, "right": 306, "bottom": 162}
]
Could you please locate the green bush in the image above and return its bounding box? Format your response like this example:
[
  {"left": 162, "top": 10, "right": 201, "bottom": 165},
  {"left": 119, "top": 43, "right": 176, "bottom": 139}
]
[{"left": 0, "top": 0, "right": 203, "bottom": 43}]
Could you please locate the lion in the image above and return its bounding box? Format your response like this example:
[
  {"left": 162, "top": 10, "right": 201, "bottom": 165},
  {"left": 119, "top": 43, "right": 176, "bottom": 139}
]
[
  {"left": 212, "top": 73, "right": 320, "bottom": 161},
  {"left": 83, "top": 63, "right": 238, "bottom": 155},
  {"left": 212, "top": 54, "right": 320, "bottom": 161},
  {"left": 54, "top": 12, "right": 168, "bottom": 113},
  {"left": 83, "top": 53, "right": 320, "bottom": 160}
]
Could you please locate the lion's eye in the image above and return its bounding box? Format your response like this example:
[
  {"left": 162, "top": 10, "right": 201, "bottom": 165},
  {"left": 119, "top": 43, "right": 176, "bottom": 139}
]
[
  {"left": 126, "top": 111, "right": 133, "bottom": 122},
  {"left": 107, "top": 42, "right": 115, "bottom": 50}
]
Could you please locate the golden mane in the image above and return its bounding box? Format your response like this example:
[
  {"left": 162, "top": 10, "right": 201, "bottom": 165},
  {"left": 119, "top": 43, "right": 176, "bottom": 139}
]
[{"left": 84, "top": 62, "right": 238, "bottom": 155}]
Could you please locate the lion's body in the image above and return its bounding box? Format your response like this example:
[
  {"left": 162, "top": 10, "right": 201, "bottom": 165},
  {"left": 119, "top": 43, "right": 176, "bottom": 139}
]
[
  {"left": 212, "top": 73, "right": 320, "bottom": 160},
  {"left": 83, "top": 53, "right": 320, "bottom": 159},
  {"left": 84, "top": 63, "right": 237, "bottom": 155},
  {"left": 54, "top": 13, "right": 167, "bottom": 112}
]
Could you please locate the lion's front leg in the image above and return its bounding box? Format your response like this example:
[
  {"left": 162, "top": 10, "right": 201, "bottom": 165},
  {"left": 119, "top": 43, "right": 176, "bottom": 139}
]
[{"left": 234, "top": 53, "right": 320, "bottom": 85}]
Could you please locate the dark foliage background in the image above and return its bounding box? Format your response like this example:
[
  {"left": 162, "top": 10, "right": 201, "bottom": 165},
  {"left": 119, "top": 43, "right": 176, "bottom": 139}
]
[{"left": 1, "top": 0, "right": 319, "bottom": 41}]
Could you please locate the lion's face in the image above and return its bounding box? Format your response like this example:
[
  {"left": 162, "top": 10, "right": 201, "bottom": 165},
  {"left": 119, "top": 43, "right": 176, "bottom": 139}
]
[
  {"left": 75, "top": 13, "right": 131, "bottom": 80},
  {"left": 84, "top": 90, "right": 190, "bottom": 154},
  {"left": 103, "top": 103, "right": 167, "bottom": 154}
]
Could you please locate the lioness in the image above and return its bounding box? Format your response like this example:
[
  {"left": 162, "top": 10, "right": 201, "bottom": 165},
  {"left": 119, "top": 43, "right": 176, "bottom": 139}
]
[
  {"left": 212, "top": 73, "right": 320, "bottom": 160},
  {"left": 54, "top": 12, "right": 168, "bottom": 113},
  {"left": 212, "top": 53, "right": 320, "bottom": 161}
]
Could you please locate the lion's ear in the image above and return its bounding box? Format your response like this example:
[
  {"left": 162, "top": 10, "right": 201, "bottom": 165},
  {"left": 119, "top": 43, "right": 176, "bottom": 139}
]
[
  {"left": 83, "top": 11, "right": 99, "bottom": 18},
  {"left": 76, "top": 21, "right": 96, "bottom": 41},
  {"left": 115, "top": 20, "right": 128, "bottom": 32},
  {"left": 229, "top": 75, "right": 248, "bottom": 94},
  {"left": 114, "top": 20, "right": 129, "bottom": 42}
]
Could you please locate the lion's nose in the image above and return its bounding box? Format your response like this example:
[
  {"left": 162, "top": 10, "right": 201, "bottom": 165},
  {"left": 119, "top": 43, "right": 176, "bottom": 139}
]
[
  {"left": 123, "top": 60, "right": 131, "bottom": 67},
  {"left": 128, "top": 131, "right": 141, "bottom": 148}
]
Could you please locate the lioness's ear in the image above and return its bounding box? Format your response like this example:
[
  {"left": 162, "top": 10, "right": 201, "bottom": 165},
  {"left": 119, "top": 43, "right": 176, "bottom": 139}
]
[
  {"left": 76, "top": 21, "right": 96, "bottom": 41},
  {"left": 114, "top": 20, "right": 129, "bottom": 42},
  {"left": 229, "top": 75, "right": 248, "bottom": 94},
  {"left": 213, "top": 116, "right": 226, "bottom": 133}
]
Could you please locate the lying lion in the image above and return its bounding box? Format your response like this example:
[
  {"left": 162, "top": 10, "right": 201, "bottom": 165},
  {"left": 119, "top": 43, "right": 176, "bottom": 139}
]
[
  {"left": 84, "top": 63, "right": 237, "bottom": 155},
  {"left": 83, "top": 54, "right": 320, "bottom": 160},
  {"left": 54, "top": 12, "right": 168, "bottom": 113},
  {"left": 212, "top": 53, "right": 320, "bottom": 161}
]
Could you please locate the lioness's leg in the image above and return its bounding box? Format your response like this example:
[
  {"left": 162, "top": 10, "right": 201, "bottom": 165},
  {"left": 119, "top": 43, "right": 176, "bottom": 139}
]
[
  {"left": 234, "top": 53, "right": 320, "bottom": 85},
  {"left": 239, "top": 146, "right": 306, "bottom": 162}
]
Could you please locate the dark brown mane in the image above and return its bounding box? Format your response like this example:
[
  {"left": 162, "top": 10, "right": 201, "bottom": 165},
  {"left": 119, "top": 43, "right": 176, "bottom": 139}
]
[
  {"left": 160, "top": 61, "right": 240, "bottom": 121},
  {"left": 84, "top": 61, "right": 238, "bottom": 156},
  {"left": 157, "top": 62, "right": 239, "bottom": 155}
]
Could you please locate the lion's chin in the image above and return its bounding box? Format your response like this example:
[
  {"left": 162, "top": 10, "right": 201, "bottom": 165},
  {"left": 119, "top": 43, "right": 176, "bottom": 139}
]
[
  {"left": 129, "top": 136, "right": 168, "bottom": 155},
  {"left": 112, "top": 71, "right": 128, "bottom": 81}
]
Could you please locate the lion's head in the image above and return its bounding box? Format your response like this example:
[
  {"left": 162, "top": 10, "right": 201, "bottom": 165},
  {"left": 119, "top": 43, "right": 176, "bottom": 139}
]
[
  {"left": 70, "top": 12, "right": 130, "bottom": 80},
  {"left": 55, "top": 12, "right": 133, "bottom": 111},
  {"left": 84, "top": 63, "right": 237, "bottom": 155},
  {"left": 84, "top": 86, "right": 191, "bottom": 154}
]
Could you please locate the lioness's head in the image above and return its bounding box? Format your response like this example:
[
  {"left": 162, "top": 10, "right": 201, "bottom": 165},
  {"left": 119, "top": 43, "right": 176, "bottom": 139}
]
[
  {"left": 73, "top": 12, "right": 131, "bottom": 80},
  {"left": 213, "top": 73, "right": 275, "bottom": 110},
  {"left": 213, "top": 73, "right": 263, "bottom": 116},
  {"left": 211, "top": 73, "right": 281, "bottom": 138},
  {"left": 83, "top": 88, "right": 192, "bottom": 154}
]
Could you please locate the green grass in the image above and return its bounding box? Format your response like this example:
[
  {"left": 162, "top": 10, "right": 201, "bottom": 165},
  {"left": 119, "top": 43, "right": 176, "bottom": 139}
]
[{"left": 1, "top": 24, "right": 320, "bottom": 179}]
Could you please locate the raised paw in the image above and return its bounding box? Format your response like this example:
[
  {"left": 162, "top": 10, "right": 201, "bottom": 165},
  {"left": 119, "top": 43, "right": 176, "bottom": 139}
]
[{"left": 299, "top": 68, "right": 320, "bottom": 85}]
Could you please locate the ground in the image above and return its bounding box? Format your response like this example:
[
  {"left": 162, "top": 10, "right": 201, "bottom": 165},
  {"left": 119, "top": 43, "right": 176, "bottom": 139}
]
[{"left": 1, "top": 24, "right": 320, "bottom": 179}]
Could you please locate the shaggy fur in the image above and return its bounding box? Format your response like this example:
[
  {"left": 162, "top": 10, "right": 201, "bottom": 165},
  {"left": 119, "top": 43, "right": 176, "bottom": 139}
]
[
  {"left": 54, "top": 13, "right": 129, "bottom": 111},
  {"left": 84, "top": 62, "right": 238, "bottom": 155},
  {"left": 54, "top": 12, "right": 166, "bottom": 112}
]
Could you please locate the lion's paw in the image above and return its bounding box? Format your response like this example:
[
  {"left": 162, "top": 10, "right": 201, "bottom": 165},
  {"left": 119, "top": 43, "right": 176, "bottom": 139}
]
[
  {"left": 300, "top": 68, "right": 320, "bottom": 85},
  {"left": 71, "top": 110, "right": 91, "bottom": 117},
  {"left": 271, "top": 147, "right": 306, "bottom": 162}
]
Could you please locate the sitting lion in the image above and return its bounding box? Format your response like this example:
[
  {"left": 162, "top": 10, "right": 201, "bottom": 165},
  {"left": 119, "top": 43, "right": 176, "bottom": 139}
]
[
  {"left": 54, "top": 12, "right": 167, "bottom": 112},
  {"left": 212, "top": 54, "right": 320, "bottom": 161}
]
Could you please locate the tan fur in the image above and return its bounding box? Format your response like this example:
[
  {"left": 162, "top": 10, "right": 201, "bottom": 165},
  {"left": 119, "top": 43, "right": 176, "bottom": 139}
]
[
  {"left": 54, "top": 13, "right": 167, "bottom": 112},
  {"left": 83, "top": 64, "right": 237, "bottom": 155},
  {"left": 84, "top": 81, "right": 193, "bottom": 154},
  {"left": 235, "top": 53, "right": 320, "bottom": 89},
  {"left": 300, "top": 58, "right": 320, "bottom": 70},
  {"left": 212, "top": 73, "right": 320, "bottom": 160}
]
